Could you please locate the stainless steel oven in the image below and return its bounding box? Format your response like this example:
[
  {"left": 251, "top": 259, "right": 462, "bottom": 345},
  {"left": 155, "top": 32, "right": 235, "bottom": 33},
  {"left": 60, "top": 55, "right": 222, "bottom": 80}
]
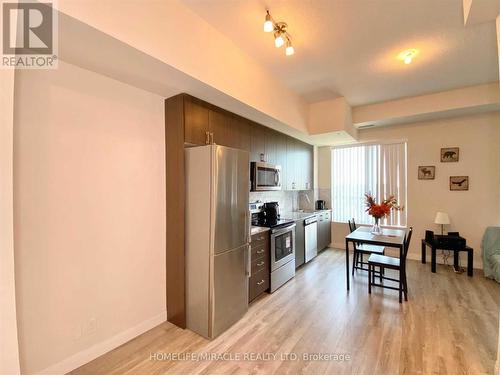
[
  {"left": 270, "top": 223, "right": 295, "bottom": 292},
  {"left": 251, "top": 162, "right": 282, "bottom": 191}
]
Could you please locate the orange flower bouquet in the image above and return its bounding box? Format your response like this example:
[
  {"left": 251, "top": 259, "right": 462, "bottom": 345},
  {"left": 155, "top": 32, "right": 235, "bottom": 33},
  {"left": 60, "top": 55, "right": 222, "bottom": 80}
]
[{"left": 365, "top": 193, "right": 402, "bottom": 234}]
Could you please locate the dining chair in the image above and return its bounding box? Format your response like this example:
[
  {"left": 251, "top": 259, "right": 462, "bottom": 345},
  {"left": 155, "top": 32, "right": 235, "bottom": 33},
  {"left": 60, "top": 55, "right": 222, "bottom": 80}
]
[
  {"left": 368, "top": 227, "right": 413, "bottom": 303},
  {"left": 348, "top": 219, "right": 386, "bottom": 276}
]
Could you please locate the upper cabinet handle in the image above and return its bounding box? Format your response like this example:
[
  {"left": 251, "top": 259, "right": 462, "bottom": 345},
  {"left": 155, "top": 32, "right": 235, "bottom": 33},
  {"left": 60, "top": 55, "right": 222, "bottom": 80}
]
[{"left": 205, "top": 131, "right": 210, "bottom": 144}]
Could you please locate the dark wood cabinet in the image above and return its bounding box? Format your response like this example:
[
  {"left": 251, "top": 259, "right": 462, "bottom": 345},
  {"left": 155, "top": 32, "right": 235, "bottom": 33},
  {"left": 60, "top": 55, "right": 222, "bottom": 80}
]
[
  {"left": 184, "top": 97, "right": 209, "bottom": 145},
  {"left": 296, "top": 140, "right": 313, "bottom": 190},
  {"left": 166, "top": 93, "right": 315, "bottom": 328},
  {"left": 184, "top": 96, "right": 252, "bottom": 150},
  {"left": 182, "top": 94, "right": 313, "bottom": 191},
  {"left": 285, "top": 139, "right": 313, "bottom": 191},
  {"left": 249, "top": 231, "right": 270, "bottom": 302},
  {"left": 229, "top": 115, "right": 250, "bottom": 151},
  {"left": 285, "top": 137, "right": 298, "bottom": 190},
  {"left": 264, "top": 129, "right": 278, "bottom": 164},
  {"left": 250, "top": 124, "right": 266, "bottom": 162},
  {"left": 208, "top": 109, "right": 228, "bottom": 146},
  {"left": 275, "top": 133, "right": 287, "bottom": 189},
  {"left": 317, "top": 210, "right": 332, "bottom": 251}
]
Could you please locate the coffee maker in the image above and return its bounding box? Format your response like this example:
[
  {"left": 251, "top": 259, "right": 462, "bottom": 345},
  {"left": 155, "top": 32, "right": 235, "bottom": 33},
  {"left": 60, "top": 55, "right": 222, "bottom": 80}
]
[
  {"left": 262, "top": 202, "right": 280, "bottom": 221},
  {"left": 316, "top": 200, "right": 326, "bottom": 210}
]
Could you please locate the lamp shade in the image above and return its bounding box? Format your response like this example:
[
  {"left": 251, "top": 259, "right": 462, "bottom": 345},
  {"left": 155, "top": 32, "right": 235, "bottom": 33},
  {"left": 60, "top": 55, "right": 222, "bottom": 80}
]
[{"left": 434, "top": 212, "right": 450, "bottom": 225}]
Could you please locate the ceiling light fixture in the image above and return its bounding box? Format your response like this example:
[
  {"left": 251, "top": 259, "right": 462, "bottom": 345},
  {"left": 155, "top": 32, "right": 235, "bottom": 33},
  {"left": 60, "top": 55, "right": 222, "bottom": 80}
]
[
  {"left": 285, "top": 39, "right": 294, "bottom": 56},
  {"left": 263, "top": 10, "right": 295, "bottom": 56},
  {"left": 274, "top": 32, "right": 284, "bottom": 48},
  {"left": 398, "top": 49, "right": 418, "bottom": 64},
  {"left": 263, "top": 10, "right": 274, "bottom": 32}
]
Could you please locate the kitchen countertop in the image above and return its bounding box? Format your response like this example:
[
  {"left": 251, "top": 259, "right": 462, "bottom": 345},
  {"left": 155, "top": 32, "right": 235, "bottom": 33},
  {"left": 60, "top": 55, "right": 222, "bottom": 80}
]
[
  {"left": 282, "top": 211, "right": 317, "bottom": 221},
  {"left": 300, "top": 209, "right": 332, "bottom": 213},
  {"left": 251, "top": 226, "right": 270, "bottom": 236}
]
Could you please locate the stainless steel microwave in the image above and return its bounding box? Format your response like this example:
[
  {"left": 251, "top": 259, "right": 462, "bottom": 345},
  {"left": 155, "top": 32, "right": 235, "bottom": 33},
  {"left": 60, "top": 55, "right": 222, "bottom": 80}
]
[{"left": 250, "top": 162, "right": 282, "bottom": 191}]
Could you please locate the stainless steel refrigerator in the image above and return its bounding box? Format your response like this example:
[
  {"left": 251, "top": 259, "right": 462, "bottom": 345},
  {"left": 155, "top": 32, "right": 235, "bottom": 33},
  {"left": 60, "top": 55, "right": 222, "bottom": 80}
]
[{"left": 185, "top": 144, "right": 250, "bottom": 339}]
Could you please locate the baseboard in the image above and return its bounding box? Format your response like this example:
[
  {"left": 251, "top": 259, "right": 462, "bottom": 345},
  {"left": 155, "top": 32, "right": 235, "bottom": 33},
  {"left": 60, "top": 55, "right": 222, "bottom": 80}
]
[{"left": 35, "top": 311, "right": 167, "bottom": 375}]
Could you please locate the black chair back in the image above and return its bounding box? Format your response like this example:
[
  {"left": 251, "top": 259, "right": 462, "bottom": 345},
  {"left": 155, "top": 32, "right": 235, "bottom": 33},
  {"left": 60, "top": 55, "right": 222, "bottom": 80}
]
[
  {"left": 403, "top": 227, "right": 413, "bottom": 259},
  {"left": 348, "top": 219, "right": 356, "bottom": 233}
]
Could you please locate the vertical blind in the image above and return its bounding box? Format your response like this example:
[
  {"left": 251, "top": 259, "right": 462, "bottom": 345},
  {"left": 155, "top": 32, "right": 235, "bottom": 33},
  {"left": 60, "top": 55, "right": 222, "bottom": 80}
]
[{"left": 331, "top": 142, "right": 407, "bottom": 226}]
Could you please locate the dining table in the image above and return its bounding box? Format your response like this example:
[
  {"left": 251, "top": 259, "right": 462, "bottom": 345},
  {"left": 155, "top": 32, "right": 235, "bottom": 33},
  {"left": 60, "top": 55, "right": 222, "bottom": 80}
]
[{"left": 345, "top": 226, "right": 408, "bottom": 290}]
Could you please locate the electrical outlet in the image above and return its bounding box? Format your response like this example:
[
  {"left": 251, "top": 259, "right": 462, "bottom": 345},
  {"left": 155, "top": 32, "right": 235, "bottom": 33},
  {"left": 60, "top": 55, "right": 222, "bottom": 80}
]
[
  {"left": 87, "top": 318, "right": 97, "bottom": 335},
  {"left": 74, "top": 325, "right": 82, "bottom": 340},
  {"left": 78, "top": 318, "right": 98, "bottom": 338}
]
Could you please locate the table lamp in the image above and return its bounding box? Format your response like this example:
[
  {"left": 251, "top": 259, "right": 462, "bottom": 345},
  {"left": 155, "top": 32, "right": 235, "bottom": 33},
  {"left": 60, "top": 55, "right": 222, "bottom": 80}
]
[{"left": 434, "top": 212, "right": 450, "bottom": 235}]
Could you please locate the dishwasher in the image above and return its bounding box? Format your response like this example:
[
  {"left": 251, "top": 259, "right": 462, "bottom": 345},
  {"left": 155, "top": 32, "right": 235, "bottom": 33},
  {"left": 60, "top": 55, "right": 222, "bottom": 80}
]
[{"left": 304, "top": 216, "right": 318, "bottom": 263}]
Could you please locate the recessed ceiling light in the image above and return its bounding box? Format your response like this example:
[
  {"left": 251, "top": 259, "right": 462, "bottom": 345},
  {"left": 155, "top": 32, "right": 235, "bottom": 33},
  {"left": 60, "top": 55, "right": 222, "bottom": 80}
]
[{"left": 398, "top": 49, "right": 418, "bottom": 64}]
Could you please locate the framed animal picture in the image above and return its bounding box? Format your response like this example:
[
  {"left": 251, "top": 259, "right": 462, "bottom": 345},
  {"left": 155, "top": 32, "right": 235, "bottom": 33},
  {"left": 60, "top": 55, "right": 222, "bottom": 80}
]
[
  {"left": 450, "top": 176, "right": 469, "bottom": 191},
  {"left": 418, "top": 166, "right": 435, "bottom": 180},
  {"left": 441, "top": 147, "right": 459, "bottom": 162}
]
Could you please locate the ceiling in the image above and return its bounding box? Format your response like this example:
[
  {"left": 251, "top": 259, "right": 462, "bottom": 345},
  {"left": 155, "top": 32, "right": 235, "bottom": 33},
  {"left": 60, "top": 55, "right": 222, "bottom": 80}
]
[{"left": 181, "top": 0, "right": 498, "bottom": 106}]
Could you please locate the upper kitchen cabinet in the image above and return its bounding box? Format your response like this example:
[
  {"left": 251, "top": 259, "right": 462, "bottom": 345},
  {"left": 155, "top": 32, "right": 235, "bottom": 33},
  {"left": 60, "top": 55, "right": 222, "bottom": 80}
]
[
  {"left": 297, "top": 140, "right": 313, "bottom": 191},
  {"left": 211, "top": 110, "right": 251, "bottom": 150},
  {"left": 208, "top": 109, "right": 228, "bottom": 146},
  {"left": 184, "top": 96, "right": 209, "bottom": 145},
  {"left": 180, "top": 93, "right": 313, "bottom": 190},
  {"left": 275, "top": 133, "right": 287, "bottom": 189},
  {"left": 250, "top": 124, "right": 266, "bottom": 162},
  {"left": 286, "top": 137, "right": 298, "bottom": 190},
  {"left": 229, "top": 115, "right": 250, "bottom": 152},
  {"left": 264, "top": 129, "right": 278, "bottom": 165},
  {"left": 285, "top": 138, "right": 313, "bottom": 191},
  {"left": 183, "top": 95, "right": 251, "bottom": 150}
]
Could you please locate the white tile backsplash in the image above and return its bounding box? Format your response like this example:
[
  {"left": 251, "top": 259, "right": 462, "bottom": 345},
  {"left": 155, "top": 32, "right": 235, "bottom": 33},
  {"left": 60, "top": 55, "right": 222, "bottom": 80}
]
[{"left": 249, "top": 190, "right": 314, "bottom": 212}]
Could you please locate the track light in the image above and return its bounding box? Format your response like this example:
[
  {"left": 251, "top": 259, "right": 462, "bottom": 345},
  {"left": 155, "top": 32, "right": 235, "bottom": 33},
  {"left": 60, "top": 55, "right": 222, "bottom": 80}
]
[
  {"left": 285, "top": 39, "right": 294, "bottom": 56},
  {"left": 263, "top": 10, "right": 273, "bottom": 32},
  {"left": 398, "top": 49, "right": 418, "bottom": 65},
  {"left": 274, "top": 32, "right": 284, "bottom": 48},
  {"left": 263, "top": 10, "right": 295, "bottom": 56}
]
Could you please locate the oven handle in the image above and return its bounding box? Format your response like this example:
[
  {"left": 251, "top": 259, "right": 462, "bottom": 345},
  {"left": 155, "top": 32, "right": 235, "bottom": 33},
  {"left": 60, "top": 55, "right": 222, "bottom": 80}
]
[{"left": 271, "top": 223, "right": 296, "bottom": 236}]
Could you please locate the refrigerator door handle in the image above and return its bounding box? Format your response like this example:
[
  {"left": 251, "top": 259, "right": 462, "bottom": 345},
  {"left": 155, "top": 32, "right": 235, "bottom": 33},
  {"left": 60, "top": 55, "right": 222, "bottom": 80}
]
[
  {"left": 246, "top": 210, "right": 251, "bottom": 244},
  {"left": 246, "top": 245, "right": 251, "bottom": 278}
]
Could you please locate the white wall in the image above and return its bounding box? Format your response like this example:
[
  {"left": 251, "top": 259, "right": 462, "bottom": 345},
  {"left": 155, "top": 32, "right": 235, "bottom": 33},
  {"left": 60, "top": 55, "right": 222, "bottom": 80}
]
[
  {"left": 324, "top": 112, "right": 500, "bottom": 267},
  {"left": 1, "top": 64, "right": 21, "bottom": 375},
  {"left": 57, "top": 0, "right": 308, "bottom": 134},
  {"left": 13, "top": 61, "right": 166, "bottom": 374}
]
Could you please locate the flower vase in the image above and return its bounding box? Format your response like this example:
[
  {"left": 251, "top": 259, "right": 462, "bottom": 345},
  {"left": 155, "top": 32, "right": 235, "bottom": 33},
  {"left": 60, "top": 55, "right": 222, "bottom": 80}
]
[{"left": 371, "top": 218, "right": 382, "bottom": 235}]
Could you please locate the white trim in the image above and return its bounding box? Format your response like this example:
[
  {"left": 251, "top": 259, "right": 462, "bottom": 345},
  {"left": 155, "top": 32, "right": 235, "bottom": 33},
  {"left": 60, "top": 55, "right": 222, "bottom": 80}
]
[{"left": 35, "top": 311, "right": 167, "bottom": 375}]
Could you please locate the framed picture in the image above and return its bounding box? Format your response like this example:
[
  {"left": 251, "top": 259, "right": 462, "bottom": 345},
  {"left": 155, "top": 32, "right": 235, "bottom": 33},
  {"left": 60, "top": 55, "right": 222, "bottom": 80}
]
[
  {"left": 441, "top": 147, "right": 459, "bottom": 162},
  {"left": 418, "top": 166, "right": 435, "bottom": 180},
  {"left": 450, "top": 176, "right": 469, "bottom": 191}
]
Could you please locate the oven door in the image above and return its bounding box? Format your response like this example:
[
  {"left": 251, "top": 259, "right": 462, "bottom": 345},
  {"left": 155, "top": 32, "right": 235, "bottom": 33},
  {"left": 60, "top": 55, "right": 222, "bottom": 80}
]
[
  {"left": 270, "top": 224, "right": 296, "bottom": 271},
  {"left": 251, "top": 162, "right": 281, "bottom": 191}
]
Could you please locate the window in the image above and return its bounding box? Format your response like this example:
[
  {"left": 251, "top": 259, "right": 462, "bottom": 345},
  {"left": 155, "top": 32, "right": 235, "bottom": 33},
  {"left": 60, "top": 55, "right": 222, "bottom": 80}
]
[{"left": 331, "top": 142, "right": 407, "bottom": 226}]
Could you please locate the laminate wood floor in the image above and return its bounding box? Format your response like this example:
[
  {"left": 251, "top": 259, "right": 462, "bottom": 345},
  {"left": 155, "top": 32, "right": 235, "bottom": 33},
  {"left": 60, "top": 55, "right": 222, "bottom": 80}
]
[{"left": 71, "top": 249, "right": 500, "bottom": 375}]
